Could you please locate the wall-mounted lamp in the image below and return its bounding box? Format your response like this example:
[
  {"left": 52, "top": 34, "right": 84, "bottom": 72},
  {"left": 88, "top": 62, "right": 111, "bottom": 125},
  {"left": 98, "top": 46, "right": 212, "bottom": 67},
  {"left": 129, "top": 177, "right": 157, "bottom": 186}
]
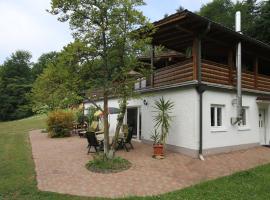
[{"left": 143, "top": 99, "right": 148, "bottom": 106}]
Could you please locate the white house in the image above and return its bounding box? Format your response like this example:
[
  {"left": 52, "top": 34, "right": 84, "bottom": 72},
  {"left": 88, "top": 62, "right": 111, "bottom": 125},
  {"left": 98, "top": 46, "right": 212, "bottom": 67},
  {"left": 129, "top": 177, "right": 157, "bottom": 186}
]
[{"left": 84, "top": 10, "right": 270, "bottom": 158}]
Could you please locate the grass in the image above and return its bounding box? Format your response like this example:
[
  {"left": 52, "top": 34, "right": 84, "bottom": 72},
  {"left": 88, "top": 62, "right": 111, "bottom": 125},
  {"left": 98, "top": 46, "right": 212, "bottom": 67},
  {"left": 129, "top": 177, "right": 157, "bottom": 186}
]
[
  {"left": 86, "top": 153, "right": 131, "bottom": 173},
  {"left": 1, "top": 115, "right": 270, "bottom": 199}
]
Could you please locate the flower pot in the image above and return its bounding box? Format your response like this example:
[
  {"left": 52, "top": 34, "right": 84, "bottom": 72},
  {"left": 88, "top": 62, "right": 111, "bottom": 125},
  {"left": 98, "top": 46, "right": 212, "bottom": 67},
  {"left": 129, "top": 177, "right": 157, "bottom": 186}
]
[{"left": 153, "top": 144, "right": 164, "bottom": 157}]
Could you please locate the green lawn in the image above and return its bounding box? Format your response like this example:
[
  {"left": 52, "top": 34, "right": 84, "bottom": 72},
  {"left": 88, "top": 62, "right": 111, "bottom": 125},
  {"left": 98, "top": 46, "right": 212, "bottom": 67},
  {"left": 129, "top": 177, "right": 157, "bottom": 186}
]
[{"left": 1, "top": 115, "right": 270, "bottom": 200}]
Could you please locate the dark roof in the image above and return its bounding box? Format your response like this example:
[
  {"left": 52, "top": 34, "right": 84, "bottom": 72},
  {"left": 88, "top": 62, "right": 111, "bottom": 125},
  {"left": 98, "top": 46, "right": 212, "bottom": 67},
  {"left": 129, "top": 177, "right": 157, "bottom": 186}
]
[{"left": 152, "top": 10, "right": 270, "bottom": 58}]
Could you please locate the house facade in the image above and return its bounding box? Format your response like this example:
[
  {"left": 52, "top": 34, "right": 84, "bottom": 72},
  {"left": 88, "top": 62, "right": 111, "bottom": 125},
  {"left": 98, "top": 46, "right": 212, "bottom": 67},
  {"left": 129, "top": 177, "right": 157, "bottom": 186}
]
[{"left": 84, "top": 10, "right": 270, "bottom": 158}]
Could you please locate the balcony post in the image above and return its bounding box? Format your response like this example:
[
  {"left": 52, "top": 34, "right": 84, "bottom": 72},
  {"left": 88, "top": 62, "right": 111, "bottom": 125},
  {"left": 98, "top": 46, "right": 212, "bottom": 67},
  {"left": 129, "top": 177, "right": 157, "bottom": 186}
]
[
  {"left": 254, "top": 57, "right": 258, "bottom": 89},
  {"left": 228, "top": 49, "right": 234, "bottom": 85},
  {"left": 150, "top": 45, "right": 155, "bottom": 87},
  {"left": 193, "top": 37, "right": 201, "bottom": 81}
]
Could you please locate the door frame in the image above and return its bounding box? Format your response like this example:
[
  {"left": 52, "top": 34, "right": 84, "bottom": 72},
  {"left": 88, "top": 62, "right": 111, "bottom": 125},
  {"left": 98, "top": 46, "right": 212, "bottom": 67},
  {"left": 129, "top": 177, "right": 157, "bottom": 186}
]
[
  {"left": 258, "top": 106, "right": 269, "bottom": 145},
  {"left": 125, "top": 106, "right": 141, "bottom": 140}
]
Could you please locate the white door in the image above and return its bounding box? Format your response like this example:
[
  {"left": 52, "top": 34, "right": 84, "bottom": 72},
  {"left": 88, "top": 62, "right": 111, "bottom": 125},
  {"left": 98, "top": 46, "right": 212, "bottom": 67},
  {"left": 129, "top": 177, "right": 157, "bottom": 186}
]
[
  {"left": 126, "top": 107, "right": 141, "bottom": 140},
  {"left": 259, "top": 109, "right": 267, "bottom": 145}
]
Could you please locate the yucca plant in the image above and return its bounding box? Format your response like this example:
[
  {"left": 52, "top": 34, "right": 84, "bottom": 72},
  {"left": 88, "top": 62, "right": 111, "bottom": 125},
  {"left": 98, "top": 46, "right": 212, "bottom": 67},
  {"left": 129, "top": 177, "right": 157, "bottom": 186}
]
[
  {"left": 150, "top": 129, "right": 161, "bottom": 145},
  {"left": 153, "top": 97, "right": 174, "bottom": 145}
]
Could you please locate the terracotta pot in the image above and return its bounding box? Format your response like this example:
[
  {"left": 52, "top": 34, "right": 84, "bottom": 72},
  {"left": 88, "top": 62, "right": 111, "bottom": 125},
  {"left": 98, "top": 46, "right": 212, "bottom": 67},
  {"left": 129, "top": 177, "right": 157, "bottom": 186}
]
[{"left": 153, "top": 144, "right": 164, "bottom": 156}]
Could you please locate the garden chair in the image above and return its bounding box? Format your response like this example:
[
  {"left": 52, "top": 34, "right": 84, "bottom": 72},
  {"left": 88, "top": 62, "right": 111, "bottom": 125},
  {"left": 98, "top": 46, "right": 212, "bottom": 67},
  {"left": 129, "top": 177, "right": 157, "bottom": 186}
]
[
  {"left": 86, "top": 132, "right": 102, "bottom": 154},
  {"left": 78, "top": 122, "right": 88, "bottom": 137},
  {"left": 117, "top": 125, "right": 134, "bottom": 152},
  {"left": 85, "top": 121, "right": 99, "bottom": 148},
  {"left": 89, "top": 121, "right": 99, "bottom": 132},
  {"left": 122, "top": 124, "right": 129, "bottom": 137},
  {"left": 95, "top": 123, "right": 110, "bottom": 135}
]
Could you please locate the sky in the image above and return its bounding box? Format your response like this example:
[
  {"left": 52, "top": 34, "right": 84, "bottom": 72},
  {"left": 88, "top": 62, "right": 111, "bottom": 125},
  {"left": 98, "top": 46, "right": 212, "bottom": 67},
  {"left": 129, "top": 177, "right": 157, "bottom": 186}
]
[{"left": 0, "top": 0, "right": 224, "bottom": 64}]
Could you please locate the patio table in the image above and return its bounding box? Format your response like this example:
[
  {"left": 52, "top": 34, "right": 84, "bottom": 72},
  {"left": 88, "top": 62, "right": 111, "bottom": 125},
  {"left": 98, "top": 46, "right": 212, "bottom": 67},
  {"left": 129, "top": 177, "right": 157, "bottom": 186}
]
[
  {"left": 96, "top": 134, "right": 125, "bottom": 145},
  {"left": 95, "top": 130, "right": 104, "bottom": 135}
]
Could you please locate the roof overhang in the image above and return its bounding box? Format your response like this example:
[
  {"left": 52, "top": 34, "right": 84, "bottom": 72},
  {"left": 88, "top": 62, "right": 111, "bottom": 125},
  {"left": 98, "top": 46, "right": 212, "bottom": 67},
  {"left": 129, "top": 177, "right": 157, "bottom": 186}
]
[
  {"left": 256, "top": 97, "right": 270, "bottom": 104},
  {"left": 152, "top": 10, "right": 270, "bottom": 58}
]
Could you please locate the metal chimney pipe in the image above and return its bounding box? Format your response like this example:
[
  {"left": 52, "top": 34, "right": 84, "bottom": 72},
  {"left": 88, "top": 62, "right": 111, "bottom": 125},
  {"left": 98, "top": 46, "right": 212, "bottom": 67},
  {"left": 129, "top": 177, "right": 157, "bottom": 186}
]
[{"left": 236, "top": 11, "right": 242, "bottom": 121}]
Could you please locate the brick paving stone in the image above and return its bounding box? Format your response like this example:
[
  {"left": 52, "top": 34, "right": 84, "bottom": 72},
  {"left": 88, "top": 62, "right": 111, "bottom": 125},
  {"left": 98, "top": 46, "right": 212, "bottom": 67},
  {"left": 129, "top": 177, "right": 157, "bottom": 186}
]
[{"left": 30, "top": 130, "right": 270, "bottom": 198}]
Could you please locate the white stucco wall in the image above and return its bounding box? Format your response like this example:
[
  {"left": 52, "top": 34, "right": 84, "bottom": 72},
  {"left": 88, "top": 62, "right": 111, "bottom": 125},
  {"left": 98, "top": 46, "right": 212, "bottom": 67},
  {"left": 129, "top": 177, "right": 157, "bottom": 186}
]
[
  {"left": 84, "top": 88, "right": 199, "bottom": 151},
  {"left": 203, "top": 89, "right": 269, "bottom": 150},
  {"left": 84, "top": 87, "right": 270, "bottom": 154}
]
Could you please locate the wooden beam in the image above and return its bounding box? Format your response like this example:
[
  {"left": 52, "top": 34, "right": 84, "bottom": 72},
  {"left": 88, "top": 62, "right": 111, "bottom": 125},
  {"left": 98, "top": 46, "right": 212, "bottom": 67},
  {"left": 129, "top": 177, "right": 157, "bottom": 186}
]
[
  {"left": 150, "top": 45, "right": 155, "bottom": 87},
  {"left": 154, "top": 18, "right": 197, "bottom": 35},
  {"left": 162, "top": 39, "right": 193, "bottom": 49},
  {"left": 193, "top": 37, "right": 201, "bottom": 81},
  {"left": 156, "top": 34, "right": 192, "bottom": 44},
  {"left": 254, "top": 57, "right": 259, "bottom": 89},
  {"left": 154, "top": 14, "right": 187, "bottom": 28},
  {"left": 154, "top": 29, "right": 189, "bottom": 41}
]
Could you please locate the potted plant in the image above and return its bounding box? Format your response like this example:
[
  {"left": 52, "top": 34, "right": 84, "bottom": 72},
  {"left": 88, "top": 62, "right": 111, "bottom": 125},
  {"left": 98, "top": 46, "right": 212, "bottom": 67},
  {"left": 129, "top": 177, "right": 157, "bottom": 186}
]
[
  {"left": 152, "top": 97, "right": 174, "bottom": 157},
  {"left": 150, "top": 130, "right": 163, "bottom": 157}
]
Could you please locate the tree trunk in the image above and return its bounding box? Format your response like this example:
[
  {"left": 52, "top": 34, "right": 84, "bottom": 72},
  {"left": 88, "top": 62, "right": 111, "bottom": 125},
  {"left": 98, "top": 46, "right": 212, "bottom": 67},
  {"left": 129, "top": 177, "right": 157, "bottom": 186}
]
[
  {"left": 108, "top": 97, "right": 127, "bottom": 158},
  {"left": 103, "top": 91, "right": 110, "bottom": 156}
]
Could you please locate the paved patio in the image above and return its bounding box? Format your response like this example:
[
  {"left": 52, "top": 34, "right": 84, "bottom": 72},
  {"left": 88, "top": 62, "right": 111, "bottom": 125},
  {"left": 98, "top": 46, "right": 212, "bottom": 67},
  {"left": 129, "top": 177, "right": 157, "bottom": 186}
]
[{"left": 30, "top": 130, "right": 270, "bottom": 198}]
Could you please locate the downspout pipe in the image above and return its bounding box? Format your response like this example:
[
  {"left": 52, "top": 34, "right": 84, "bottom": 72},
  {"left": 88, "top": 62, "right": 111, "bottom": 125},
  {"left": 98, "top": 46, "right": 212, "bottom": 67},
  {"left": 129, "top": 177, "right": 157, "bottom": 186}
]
[
  {"left": 196, "top": 22, "right": 211, "bottom": 160},
  {"left": 236, "top": 11, "right": 243, "bottom": 122},
  {"left": 196, "top": 83, "right": 207, "bottom": 160},
  {"left": 232, "top": 11, "right": 243, "bottom": 124}
]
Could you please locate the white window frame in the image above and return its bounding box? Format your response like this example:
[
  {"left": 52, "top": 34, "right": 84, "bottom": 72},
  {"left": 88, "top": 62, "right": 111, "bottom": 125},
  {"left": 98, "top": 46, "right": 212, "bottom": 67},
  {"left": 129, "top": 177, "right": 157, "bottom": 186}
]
[
  {"left": 134, "top": 78, "right": 146, "bottom": 90},
  {"left": 211, "top": 104, "right": 226, "bottom": 132},
  {"left": 238, "top": 107, "right": 250, "bottom": 131}
]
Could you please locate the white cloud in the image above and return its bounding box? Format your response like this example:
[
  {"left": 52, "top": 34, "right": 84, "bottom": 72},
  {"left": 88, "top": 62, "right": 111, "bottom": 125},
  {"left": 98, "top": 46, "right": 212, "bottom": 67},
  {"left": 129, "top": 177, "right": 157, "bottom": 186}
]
[
  {"left": 0, "top": 0, "right": 260, "bottom": 64},
  {"left": 0, "top": 0, "right": 72, "bottom": 64}
]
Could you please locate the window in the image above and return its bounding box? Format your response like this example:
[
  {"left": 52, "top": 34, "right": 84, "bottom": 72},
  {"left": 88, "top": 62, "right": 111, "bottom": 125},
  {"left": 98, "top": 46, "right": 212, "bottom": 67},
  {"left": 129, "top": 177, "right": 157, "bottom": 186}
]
[
  {"left": 134, "top": 78, "right": 146, "bottom": 90},
  {"left": 238, "top": 107, "right": 249, "bottom": 128},
  {"left": 211, "top": 105, "right": 224, "bottom": 128}
]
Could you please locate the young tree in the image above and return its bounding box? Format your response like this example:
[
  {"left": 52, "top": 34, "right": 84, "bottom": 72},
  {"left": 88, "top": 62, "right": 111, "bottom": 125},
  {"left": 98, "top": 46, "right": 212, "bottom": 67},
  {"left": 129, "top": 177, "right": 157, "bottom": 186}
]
[
  {"left": 31, "top": 43, "right": 83, "bottom": 113},
  {"left": 50, "top": 0, "right": 152, "bottom": 157},
  {"left": 0, "top": 51, "right": 33, "bottom": 121}
]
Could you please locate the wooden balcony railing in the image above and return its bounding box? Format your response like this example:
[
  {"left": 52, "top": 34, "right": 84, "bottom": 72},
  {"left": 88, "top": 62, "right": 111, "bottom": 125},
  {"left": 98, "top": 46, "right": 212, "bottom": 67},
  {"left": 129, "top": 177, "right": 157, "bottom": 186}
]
[
  {"left": 153, "top": 59, "right": 193, "bottom": 87},
  {"left": 144, "top": 58, "right": 270, "bottom": 93},
  {"left": 202, "top": 60, "right": 230, "bottom": 85},
  {"left": 202, "top": 59, "right": 270, "bottom": 92},
  {"left": 257, "top": 75, "right": 270, "bottom": 92}
]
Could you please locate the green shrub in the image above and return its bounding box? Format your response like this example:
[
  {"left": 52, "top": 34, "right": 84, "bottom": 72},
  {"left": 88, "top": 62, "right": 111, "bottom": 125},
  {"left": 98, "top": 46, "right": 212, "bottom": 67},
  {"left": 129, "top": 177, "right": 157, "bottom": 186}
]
[
  {"left": 86, "top": 153, "right": 131, "bottom": 173},
  {"left": 47, "top": 110, "right": 74, "bottom": 138}
]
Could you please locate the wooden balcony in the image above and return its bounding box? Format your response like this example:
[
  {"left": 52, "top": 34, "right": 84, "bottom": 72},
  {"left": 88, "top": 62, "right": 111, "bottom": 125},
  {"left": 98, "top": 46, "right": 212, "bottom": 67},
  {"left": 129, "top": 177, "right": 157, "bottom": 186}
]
[
  {"left": 153, "top": 59, "right": 193, "bottom": 87},
  {"left": 146, "top": 58, "right": 270, "bottom": 93},
  {"left": 202, "top": 59, "right": 270, "bottom": 92}
]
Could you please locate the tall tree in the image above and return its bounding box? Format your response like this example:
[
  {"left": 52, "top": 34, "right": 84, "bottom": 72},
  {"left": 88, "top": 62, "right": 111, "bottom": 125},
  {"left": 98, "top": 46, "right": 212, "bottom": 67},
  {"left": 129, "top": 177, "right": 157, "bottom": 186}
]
[
  {"left": 199, "top": 0, "right": 269, "bottom": 44},
  {"left": 50, "top": 0, "right": 152, "bottom": 157},
  {"left": 31, "top": 43, "right": 83, "bottom": 113},
  {"left": 252, "top": 1, "right": 270, "bottom": 44},
  {"left": 233, "top": 0, "right": 258, "bottom": 35},
  {"left": 199, "top": 0, "right": 235, "bottom": 28},
  {"left": 32, "top": 51, "right": 58, "bottom": 79},
  {"left": 176, "top": 5, "right": 185, "bottom": 13},
  {"left": 0, "top": 51, "right": 33, "bottom": 121}
]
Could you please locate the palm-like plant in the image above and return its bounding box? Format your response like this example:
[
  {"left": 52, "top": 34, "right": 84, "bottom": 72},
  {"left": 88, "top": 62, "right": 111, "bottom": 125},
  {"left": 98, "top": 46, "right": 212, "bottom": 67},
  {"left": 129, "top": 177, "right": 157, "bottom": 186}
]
[{"left": 153, "top": 97, "right": 174, "bottom": 145}]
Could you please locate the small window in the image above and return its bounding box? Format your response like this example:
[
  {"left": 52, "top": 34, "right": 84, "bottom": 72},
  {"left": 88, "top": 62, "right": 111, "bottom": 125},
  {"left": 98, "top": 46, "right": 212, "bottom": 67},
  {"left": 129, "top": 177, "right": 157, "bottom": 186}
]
[
  {"left": 211, "top": 105, "right": 224, "bottom": 128},
  {"left": 134, "top": 78, "right": 146, "bottom": 90},
  {"left": 211, "top": 107, "right": 215, "bottom": 126},
  {"left": 239, "top": 107, "right": 248, "bottom": 127}
]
